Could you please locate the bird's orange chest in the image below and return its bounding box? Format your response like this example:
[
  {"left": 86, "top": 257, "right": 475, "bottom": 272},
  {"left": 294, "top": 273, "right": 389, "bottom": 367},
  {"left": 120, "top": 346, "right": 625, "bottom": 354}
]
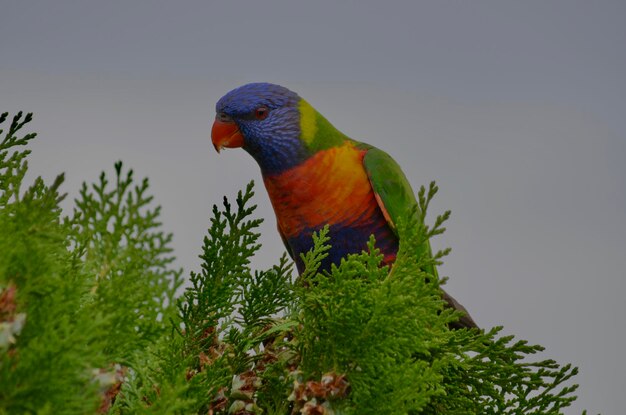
[{"left": 263, "top": 144, "right": 378, "bottom": 239}]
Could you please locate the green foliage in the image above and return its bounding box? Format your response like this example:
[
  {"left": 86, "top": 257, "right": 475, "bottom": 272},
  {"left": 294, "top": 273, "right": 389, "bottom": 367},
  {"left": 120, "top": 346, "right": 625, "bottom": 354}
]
[
  {"left": 1, "top": 112, "right": 104, "bottom": 414},
  {"left": 0, "top": 112, "right": 588, "bottom": 414},
  {"left": 0, "top": 112, "right": 181, "bottom": 414},
  {"left": 71, "top": 160, "right": 181, "bottom": 362}
]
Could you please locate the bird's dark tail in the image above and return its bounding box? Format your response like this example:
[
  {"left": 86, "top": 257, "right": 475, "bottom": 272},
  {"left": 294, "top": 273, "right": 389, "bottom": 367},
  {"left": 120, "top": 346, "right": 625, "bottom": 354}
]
[{"left": 441, "top": 288, "right": 478, "bottom": 329}]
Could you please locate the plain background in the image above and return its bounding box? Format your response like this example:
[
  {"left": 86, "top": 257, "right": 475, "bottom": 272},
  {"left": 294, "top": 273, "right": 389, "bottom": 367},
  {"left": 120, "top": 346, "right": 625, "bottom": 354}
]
[{"left": 1, "top": 1, "right": 624, "bottom": 413}]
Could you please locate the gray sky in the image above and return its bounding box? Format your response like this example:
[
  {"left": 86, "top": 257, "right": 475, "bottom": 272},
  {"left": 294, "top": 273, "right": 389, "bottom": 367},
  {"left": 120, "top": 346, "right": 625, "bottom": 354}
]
[{"left": 2, "top": 1, "right": 625, "bottom": 413}]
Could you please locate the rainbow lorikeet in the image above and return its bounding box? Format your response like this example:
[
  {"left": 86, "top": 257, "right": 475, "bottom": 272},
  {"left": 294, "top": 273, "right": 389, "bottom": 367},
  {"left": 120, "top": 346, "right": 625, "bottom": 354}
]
[{"left": 211, "top": 83, "right": 476, "bottom": 328}]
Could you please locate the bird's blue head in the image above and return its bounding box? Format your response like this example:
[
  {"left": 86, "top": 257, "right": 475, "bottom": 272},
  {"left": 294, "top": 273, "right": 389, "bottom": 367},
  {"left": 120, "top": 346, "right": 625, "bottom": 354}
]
[{"left": 212, "top": 83, "right": 308, "bottom": 174}]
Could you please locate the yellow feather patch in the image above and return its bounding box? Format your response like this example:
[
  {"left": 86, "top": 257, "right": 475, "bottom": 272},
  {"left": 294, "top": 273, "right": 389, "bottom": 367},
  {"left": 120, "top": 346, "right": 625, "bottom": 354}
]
[{"left": 298, "top": 99, "right": 318, "bottom": 144}]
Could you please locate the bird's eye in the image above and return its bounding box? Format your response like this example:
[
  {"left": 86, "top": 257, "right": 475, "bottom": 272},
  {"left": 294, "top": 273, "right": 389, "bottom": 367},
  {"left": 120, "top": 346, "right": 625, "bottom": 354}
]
[{"left": 254, "top": 106, "right": 269, "bottom": 120}]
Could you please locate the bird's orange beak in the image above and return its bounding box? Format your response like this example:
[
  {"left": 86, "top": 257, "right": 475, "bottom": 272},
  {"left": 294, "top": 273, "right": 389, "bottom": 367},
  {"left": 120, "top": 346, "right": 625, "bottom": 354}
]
[{"left": 211, "top": 118, "right": 244, "bottom": 153}]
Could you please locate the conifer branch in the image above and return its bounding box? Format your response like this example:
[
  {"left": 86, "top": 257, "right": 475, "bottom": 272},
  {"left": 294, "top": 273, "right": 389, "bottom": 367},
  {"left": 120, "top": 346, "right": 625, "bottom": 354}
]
[{"left": 0, "top": 113, "right": 590, "bottom": 415}]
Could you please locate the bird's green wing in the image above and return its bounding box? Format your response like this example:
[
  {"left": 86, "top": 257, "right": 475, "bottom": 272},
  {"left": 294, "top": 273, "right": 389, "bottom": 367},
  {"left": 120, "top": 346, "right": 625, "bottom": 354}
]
[
  {"left": 363, "top": 146, "right": 477, "bottom": 328},
  {"left": 362, "top": 146, "right": 437, "bottom": 278},
  {"left": 362, "top": 147, "right": 418, "bottom": 232}
]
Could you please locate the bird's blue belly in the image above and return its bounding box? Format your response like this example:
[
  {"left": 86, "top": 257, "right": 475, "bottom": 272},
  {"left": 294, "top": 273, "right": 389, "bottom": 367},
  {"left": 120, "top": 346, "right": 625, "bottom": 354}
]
[{"left": 287, "top": 220, "right": 398, "bottom": 274}]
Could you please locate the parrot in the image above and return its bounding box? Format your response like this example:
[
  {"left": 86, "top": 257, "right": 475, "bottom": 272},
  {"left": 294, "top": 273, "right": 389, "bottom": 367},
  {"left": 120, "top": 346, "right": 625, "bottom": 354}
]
[{"left": 211, "top": 83, "right": 476, "bottom": 328}]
